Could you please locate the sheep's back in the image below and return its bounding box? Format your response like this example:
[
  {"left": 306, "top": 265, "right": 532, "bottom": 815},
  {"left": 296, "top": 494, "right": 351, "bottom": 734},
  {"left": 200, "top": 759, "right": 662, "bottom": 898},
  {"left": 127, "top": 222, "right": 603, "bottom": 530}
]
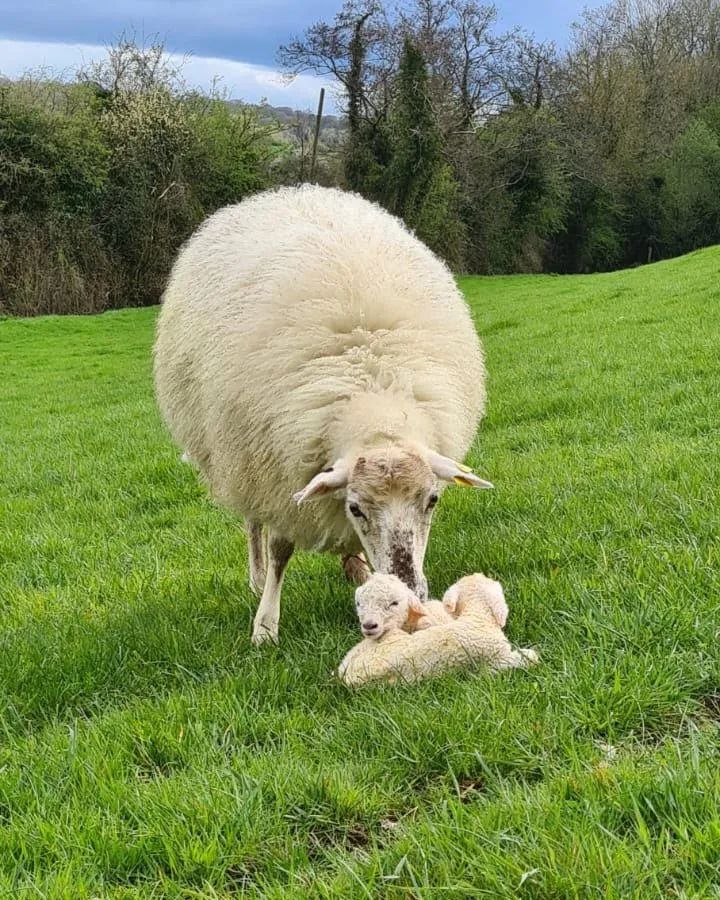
[{"left": 154, "top": 186, "right": 485, "bottom": 546}]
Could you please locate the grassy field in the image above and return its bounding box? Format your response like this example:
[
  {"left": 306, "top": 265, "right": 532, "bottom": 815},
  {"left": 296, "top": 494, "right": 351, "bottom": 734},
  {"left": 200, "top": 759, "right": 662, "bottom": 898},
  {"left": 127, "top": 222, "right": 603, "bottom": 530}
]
[{"left": 1, "top": 247, "right": 719, "bottom": 898}]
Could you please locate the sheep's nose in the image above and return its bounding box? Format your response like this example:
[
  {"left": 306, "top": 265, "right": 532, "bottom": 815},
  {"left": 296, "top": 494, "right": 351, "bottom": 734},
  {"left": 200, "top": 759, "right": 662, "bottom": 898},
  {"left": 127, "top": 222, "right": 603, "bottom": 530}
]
[{"left": 362, "top": 621, "right": 379, "bottom": 635}]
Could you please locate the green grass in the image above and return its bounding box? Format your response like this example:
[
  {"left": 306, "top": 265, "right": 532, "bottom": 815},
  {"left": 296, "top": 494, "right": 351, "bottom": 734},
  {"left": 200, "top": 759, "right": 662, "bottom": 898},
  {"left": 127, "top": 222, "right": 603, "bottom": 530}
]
[{"left": 1, "top": 247, "right": 719, "bottom": 898}]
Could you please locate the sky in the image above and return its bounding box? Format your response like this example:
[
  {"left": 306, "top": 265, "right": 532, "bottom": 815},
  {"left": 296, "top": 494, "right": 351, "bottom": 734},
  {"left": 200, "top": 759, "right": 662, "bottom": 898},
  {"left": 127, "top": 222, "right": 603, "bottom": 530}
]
[{"left": 0, "top": 0, "right": 587, "bottom": 111}]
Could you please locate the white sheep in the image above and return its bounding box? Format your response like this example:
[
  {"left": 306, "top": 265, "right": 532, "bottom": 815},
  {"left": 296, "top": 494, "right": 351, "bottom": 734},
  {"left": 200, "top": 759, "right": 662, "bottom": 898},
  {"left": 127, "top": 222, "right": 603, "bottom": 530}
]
[
  {"left": 337, "top": 573, "right": 538, "bottom": 687},
  {"left": 154, "top": 185, "right": 489, "bottom": 645}
]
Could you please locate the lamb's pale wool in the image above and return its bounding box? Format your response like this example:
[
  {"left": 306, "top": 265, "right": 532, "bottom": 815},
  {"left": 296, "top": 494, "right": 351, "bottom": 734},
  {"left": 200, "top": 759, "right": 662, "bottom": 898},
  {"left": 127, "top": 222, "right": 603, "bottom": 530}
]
[
  {"left": 154, "top": 185, "right": 486, "bottom": 643},
  {"left": 338, "top": 573, "right": 538, "bottom": 687}
]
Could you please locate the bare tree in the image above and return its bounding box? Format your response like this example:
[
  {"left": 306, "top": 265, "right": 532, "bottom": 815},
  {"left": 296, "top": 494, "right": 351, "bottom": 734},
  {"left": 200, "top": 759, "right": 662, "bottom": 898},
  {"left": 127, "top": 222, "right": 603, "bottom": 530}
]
[
  {"left": 77, "top": 32, "right": 189, "bottom": 96},
  {"left": 279, "top": 0, "right": 529, "bottom": 131},
  {"left": 279, "top": 2, "right": 394, "bottom": 124},
  {"left": 288, "top": 111, "right": 313, "bottom": 181}
]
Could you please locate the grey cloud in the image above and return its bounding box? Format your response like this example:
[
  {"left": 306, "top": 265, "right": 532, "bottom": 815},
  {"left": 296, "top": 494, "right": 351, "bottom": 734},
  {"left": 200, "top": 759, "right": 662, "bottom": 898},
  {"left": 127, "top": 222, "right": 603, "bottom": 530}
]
[{"left": 0, "top": 0, "right": 340, "bottom": 67}]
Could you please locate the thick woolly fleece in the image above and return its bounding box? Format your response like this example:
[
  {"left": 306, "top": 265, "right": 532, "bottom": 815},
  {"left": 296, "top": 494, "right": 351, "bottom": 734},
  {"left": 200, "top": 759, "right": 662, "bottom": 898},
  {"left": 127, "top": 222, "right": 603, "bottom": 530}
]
[
  {"left": 153, "top": 185, "right": 485, "bottom": 553},
  {"left": 338, "top": 575, "right": 538, "bottom": 687}
]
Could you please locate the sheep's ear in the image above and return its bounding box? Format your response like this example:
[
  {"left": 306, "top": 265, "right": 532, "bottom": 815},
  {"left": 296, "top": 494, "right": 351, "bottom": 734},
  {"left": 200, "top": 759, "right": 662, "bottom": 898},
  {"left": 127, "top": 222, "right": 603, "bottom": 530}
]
[
  {"left": 426, "top": 451, "right": 493, "bottom": 489},
  {"left": 293, "top": 459, "right": 349, "bottom": 505}
]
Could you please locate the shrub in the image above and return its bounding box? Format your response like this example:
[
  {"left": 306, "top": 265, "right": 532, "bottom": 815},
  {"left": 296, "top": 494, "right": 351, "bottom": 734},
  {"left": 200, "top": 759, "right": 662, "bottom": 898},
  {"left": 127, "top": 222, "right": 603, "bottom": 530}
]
[
  {"left": 0, "top": 60, "right": 281, "bottom": 315},
  {"left": 0, "top": 85, "right": 115, "bottom": 314},
  {"left": 99, "top": 87, "right": 199, "bottom": 307},
  {"left": 661, "top": 114, "right": 720, "bottom": 256}
]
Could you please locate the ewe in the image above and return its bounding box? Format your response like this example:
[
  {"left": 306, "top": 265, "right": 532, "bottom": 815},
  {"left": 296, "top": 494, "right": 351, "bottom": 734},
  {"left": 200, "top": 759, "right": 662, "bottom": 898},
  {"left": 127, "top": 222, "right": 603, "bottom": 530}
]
[
  {"left": 154, "top": 185, "right": 490, "bottom": 644},
  {"left": 337, "top": 573, "right": 538, "bottom": 687}
]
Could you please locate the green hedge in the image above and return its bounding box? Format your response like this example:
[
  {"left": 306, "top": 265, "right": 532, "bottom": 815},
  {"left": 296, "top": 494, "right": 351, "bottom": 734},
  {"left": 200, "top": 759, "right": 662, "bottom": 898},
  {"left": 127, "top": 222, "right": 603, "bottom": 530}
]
[{"left": 0, "top": 82, "right": 281, "bottom": 315}]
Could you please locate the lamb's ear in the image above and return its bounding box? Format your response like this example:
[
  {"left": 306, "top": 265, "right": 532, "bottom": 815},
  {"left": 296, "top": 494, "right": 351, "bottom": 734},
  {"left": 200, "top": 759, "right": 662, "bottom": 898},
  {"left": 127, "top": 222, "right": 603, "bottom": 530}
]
[
  {"left": 293, "top": 459, "right": 349, "bottom": 505},
  {"left": 405, "top": 594, "right": 427, "bottom": 627},
  {"left": 442, "top": 583, "right": 461, "bottom": 614},
  {"left": 426, "top": 451, "right": 493, "bottom": 489},
  {"left": 484, "top": 580, "right": 509, "bottom": 628}
]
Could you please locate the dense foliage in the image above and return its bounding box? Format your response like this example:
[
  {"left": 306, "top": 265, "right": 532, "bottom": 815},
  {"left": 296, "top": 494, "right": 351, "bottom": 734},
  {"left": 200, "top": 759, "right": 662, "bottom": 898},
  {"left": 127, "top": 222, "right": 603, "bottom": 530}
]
[
  {"left": 2, "top": 1, "right": 720, "bottom": 314},
  {"left": 0, "top": 42, "right": 281, "bottom": 315},
  {"left": 283, "top": 0, "right": 720, "bottom": 274}
]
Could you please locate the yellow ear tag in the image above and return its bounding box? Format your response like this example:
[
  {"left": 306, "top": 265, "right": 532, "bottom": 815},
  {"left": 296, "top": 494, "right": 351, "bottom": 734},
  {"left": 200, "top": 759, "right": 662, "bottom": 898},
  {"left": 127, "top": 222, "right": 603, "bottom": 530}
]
[{"left": 457, "top": 463, "right": 473, "bottom": 473}]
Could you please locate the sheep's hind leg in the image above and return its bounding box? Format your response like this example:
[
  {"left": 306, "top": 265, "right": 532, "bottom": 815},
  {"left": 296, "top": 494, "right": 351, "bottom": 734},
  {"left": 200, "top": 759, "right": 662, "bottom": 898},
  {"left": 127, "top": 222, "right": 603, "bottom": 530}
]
[
  {"left": 342, "top": 553, "right": 371, "bottom": 586},
  {"left": 247, "top": 521, "right": 266, "bottom": 597},
  {"left": 251, "top": 533, "right": 294, "bottom": 646}
]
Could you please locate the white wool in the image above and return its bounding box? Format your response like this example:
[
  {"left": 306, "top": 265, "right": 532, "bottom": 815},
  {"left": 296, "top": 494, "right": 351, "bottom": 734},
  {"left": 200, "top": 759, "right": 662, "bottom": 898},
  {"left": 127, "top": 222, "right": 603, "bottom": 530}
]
[
  {"left": 153, "top": 185, "right": 485, "bottom": 554},
  {"left": 338, "top": 573, "right": 538, "bottom": 687}
]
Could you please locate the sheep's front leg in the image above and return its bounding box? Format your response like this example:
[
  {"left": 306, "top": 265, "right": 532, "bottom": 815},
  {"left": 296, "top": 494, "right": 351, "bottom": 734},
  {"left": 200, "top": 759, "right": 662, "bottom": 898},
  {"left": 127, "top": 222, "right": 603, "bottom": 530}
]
[
  {"left": 251, "top": 533, "right": 294, "bottom": 645},
  {"left": 247, "top": 521, "right": 266, "bottom": 597}
]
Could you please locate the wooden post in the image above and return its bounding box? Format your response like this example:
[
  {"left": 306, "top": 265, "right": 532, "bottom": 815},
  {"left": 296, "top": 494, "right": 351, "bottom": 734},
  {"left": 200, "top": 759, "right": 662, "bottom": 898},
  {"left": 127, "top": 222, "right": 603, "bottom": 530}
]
[{"left": 309, "top": 87, "right": 325, "bottom": 182}]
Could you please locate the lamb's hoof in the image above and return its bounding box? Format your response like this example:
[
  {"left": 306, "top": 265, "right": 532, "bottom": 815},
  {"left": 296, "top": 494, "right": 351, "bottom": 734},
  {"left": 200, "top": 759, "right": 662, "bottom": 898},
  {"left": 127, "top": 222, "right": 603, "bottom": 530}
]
[
  {"left": 519, "top": 648, "right": 539, "bottom": 667},
  {"left": 251, "top": 623, "right": 279, "bottom": 646},
  {"left": 342, "top": 553, "right": 371, "bottom": 586}
]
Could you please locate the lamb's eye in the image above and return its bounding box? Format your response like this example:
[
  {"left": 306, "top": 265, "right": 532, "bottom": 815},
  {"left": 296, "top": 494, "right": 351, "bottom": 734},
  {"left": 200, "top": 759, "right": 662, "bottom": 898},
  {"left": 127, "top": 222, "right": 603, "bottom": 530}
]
[
  {"left": 349, "top": 502, "right": 366, "bottom": 520},
  {"left": 389, "top": 600, "right": 399, "bottom": 607},
  {"left": 427, "top": 492, "right": 439, "bottom": 510}
]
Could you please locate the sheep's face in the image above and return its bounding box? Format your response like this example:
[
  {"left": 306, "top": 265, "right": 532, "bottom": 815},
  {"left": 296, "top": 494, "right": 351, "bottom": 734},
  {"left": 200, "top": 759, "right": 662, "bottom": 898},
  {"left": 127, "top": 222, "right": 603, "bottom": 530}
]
[
  {"left": 345, "top": 448, "right": 439, "bottom": 600},
  {"left": 293, "top": 445, "right": 493, "bottom": 601},
  {"left": 354, "top": 573, "right": 421, "bottom": 638}
]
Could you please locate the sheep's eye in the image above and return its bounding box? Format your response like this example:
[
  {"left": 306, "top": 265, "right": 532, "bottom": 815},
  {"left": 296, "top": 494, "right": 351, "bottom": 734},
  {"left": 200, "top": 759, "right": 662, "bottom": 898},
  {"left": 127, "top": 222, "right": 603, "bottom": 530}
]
[
  {"left": 389, "top": 600, "right": 399, "bottom": 607},
  {"left": 348, "top": 502, "right": 366, "bottom": 520},
  {"left": 427, "top": 492, "right": 439, "bottom": 510}
]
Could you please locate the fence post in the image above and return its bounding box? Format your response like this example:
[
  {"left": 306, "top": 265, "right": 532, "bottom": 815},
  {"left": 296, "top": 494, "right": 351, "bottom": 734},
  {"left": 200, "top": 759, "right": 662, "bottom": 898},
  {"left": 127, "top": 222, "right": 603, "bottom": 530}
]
[{"left": 309, "top": 87, "right": 325, "bottom": 182}]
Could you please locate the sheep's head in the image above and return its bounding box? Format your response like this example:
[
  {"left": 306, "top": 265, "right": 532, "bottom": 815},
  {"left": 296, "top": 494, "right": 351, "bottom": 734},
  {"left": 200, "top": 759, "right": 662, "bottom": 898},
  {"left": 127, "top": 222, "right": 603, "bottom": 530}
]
[
  {"left": 294, "top": 444, "right": 492, "bottom": 600},
  {"left": 354, "top": 573, "right": 424, "bottom": 638},
  {"left": 442, "top": 574, "right": 509, "bottom": 628}
]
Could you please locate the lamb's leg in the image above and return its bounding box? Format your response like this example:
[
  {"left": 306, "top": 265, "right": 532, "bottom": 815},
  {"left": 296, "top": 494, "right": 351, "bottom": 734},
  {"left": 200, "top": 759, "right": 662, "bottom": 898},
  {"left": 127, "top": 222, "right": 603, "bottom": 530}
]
[
  {"left": 247, "top": 521, "right": 266, "bottom": 596},
  {"left": 342, "top": 552, "right": 371, "bottom": 586},
  {"left": 494, "top": 647, "right": 539, "bottom": 670},
  {"left": 251, "top": 533, "right": 294, "bottom": 646},
  {"left": 518, "top": 648, "right": 539, "bottom": 667}
]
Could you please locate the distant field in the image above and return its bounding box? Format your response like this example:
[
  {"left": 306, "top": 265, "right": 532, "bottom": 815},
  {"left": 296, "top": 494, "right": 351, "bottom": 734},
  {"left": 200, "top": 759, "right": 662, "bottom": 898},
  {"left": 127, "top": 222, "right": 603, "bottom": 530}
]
[{"left": 1, "top": 248, "right": 719, "bottom": 897}]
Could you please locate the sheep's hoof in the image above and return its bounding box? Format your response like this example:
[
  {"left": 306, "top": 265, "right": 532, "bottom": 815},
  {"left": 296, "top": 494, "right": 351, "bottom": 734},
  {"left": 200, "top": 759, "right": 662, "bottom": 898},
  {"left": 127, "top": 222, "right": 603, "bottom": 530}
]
[
  {"left": 342, "top": 553, "right": 371, "bottom": 586},
  {"left": 519, "top": 648, "right": 539, "bottom": 667},
  {"left": 251, "top": 623, "right": 279, "bottom": 646}
]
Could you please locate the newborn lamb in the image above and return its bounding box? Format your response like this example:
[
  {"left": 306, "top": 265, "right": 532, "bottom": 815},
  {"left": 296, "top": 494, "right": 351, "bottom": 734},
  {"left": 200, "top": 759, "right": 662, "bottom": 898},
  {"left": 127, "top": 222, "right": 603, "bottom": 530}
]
[{"left": 337, "top": 573, "right": 538, "bottom": 687}]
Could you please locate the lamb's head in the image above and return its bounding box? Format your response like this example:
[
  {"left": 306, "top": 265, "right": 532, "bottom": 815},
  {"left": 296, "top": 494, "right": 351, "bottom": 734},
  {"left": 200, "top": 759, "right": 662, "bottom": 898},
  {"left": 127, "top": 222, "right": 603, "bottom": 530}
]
[
  {"left": 442, "top": 573, "right": 509, "bottom": 627},
  {"left": 354, "top": 573, "right": 424, "bottom": 638},
  {"left": 294, "top": 444, "right": 492, "bottom": 600}
]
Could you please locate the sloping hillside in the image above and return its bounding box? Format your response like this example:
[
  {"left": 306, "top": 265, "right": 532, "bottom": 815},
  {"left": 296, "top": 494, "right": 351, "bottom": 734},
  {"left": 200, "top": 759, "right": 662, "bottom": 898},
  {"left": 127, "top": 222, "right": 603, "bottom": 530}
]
[{"left": 0, "top": 248, "right": 719, "bottom": 895}]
